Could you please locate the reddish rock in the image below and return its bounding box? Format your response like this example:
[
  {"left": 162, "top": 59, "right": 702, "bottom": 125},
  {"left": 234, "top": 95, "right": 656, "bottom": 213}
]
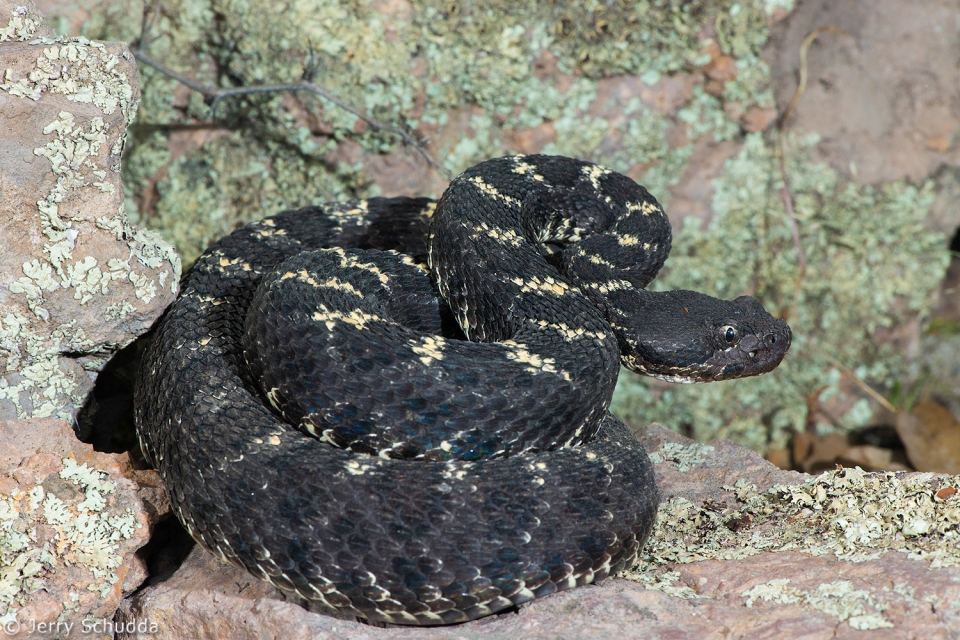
[
  {"left": 663, "top": 138, "right": 741, "bottom": 225},
  {"left": 741, "top": 105, "right": 777, "bottom": 133},
  {"left": 500, "top": 122, "right": 556, "bottom": 155},
  {"left": 769, "top": 0, "right": 960, "bottom": 190},
  {"left": 703, "top": 54, "right": 737, "bottom": 96},
  {"left": 896, "top": 402, "right": 960, "bottom": 473},
  {"left": 0, "top": 418, "right": 168, "bottom": 638},
  {"left": 0, "top": 0, "right": 179, "bottom": 422},
  {"left": 117, "top": 424, "right": 960, "bottom": 639}
]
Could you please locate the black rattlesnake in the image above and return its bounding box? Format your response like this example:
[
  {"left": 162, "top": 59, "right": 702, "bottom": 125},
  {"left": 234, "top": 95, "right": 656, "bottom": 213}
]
[{"left": 135, "top": 155, "right": 791, "bottom": 625}]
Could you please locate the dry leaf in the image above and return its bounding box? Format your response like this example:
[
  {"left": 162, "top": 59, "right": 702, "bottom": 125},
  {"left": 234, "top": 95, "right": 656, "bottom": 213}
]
[
  {"left": 936, "top": 487, "right": 958, "bottom": 501},
  {"left": 895, "top": 401, "right": 960, "bottom": 473},
  {"left": 839, "top": 445, "right": 911, "bottom": 472},
  {"left": 766, "top": 447, "right": 792, "bottom": 470},
  {"left": 801, "top": 433, "right": 851, "bottom": 473}
]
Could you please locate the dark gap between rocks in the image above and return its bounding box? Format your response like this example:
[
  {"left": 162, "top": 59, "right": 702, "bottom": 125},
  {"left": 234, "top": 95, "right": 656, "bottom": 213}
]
[
  {"left": 76, "top": 337, "right": 147, "bottom": 455},
  {"left": 78, "top": 334, "right": 200, "bottom": 601}
]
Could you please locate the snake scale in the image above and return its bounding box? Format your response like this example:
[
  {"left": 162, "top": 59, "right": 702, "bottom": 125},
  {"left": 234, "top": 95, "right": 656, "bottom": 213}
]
[{"left": 135, "top": 155, "right": 791, "bottom": 625}]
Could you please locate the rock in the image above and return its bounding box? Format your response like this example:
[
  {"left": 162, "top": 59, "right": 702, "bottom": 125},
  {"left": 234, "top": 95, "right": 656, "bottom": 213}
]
[
  {"left": 0, "top": 0, "right": 180, "bottom": 422},
  {"left": 769, "top": 0, "right": 960, "bottom": 192},
  {"left": 116, "top": 424, "right": 960, "bottom": 638},
  {"left": 0, "top": 418, "right": 169, "bottom": 638},
  {"left": 625, "top": 427, "right": 960, "bottom": 638},
  {"left": 115, "top": 546, "right": 355, "bottom": 640}
]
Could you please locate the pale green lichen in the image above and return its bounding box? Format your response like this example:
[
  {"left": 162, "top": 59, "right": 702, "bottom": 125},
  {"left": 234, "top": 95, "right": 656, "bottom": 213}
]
[
  {"left": 762, "top": 0, "right": 795, "bottom": 14},
  {"left": 103, "top": 301, "right": 137, "bottom": 321},
  {"left": 0, "top": 21, "right": 180, "bottom": 420},
  {"left": 612, "top": 133, "right": 949, "bottom": 450},
  {"left": 648, "top": 441, "right": 715, "bottom": 473},
  {"left": 622, "top": 466, "right": 959, "bottom": 626},
  {"left": 61, "top": 0, "right": 785, "bottom": 264},
  {"left": 742, "top": 579, "right": 894, "bottom": 630},
  {"left": 723, "top": 53, "right": 776, "bottom": 112},
  {"left": 0, "top": 457, "right": 141, "bottom": 619},
  {"left": 8, "top": 261, "right": 58, "bottom": 322},
  {"left": 1, "top": 39, "right": 135, "bottom": 120},
  {"left": 677, "top": 85, "right": 740, "bottom": 141},
  {"left": 624, "top": 466, "right": 960, "bottom": 571},
  {"left": 0, "top": 114, "right": 112, "bottom": 418},
  {"left": 0, "top": 314, "right": 92, "bottom": 420},
  {"left": 27, "top": 111, "right": 143, "bottom": 311},
  {"left": 0, "top": 5, "right": 45, "bottom": 42},
  {"left": 630, "top": 570, "right": 704, "bottom": 600}
]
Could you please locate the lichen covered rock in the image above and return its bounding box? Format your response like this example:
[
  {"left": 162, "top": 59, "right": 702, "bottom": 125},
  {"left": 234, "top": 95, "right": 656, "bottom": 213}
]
[
  {"left": 0, "top": 417, "right": 168, "bottom": 637},
  {"left": 0, "top": 0, "right": 180, "bottom": 421}
]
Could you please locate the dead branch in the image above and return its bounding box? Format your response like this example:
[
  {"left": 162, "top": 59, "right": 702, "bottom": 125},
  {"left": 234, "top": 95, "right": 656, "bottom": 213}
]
[
  {"left": 776, "top": 26, "right": 848, "bottom": 322},
  {"left": 131, "top": 4, "right": 448, "bottom": 178}
]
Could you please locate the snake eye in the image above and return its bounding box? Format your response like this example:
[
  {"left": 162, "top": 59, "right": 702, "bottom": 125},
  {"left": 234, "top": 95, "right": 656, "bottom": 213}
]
[{"left": 720, "top": 325, "right": 737, "bottom": 344}]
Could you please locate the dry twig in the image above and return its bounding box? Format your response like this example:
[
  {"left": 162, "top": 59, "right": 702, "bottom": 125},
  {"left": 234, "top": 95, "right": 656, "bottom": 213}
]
[
  {"left": 810, "top": 344, "right": 897, "bottom": 415},
  {"left": 778, "top": 28, "right": 902, "bottom": 422},
  {"left": 131, "top": 4, "right": 448, "bottom": 178},
  {"left": 776, "top": 26, "right": 848, "bottom": 321}
]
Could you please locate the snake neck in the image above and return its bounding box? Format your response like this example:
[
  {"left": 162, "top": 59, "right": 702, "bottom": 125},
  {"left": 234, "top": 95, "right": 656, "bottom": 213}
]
[
  {"left": 427, "top": 155, "right": 674, "bottom": 391},
  {"left": 429, "top": 165, "right": 602, "bottom": 391}
]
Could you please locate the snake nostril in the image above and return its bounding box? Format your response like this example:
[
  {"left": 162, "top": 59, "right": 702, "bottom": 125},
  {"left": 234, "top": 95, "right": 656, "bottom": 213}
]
[{"left": 765, "top": 333, "right": 779, "bottom": 347}]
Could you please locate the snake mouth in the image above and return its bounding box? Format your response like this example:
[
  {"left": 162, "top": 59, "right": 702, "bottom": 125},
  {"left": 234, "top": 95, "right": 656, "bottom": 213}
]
[{"left": 721, "top": 324, "right": 792, "bottom": 379}]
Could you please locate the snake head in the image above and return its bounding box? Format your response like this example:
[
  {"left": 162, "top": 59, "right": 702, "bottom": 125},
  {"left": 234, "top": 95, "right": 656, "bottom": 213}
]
[{"left": 609, "top": 289, "right": 792, "bottom": 383}]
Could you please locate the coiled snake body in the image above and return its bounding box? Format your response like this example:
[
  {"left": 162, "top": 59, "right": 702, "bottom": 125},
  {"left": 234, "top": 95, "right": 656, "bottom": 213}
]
[{"left": 135, "top": 155, "right": 791, "bottom": 625}]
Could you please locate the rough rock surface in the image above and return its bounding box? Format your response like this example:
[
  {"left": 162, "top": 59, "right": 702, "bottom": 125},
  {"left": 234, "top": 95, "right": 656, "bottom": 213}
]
[
  {"left": 769, "top": 0, "right": 960, "bottom": 193},
  {"left": 116, "top": 424, "right": 960, "bottom": 639},
  {"left": 0, "top": 418, "right": 169, "bottom": 638},
  {"left": 0, "top": 0, "right": 179, "bottom": 421}
]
